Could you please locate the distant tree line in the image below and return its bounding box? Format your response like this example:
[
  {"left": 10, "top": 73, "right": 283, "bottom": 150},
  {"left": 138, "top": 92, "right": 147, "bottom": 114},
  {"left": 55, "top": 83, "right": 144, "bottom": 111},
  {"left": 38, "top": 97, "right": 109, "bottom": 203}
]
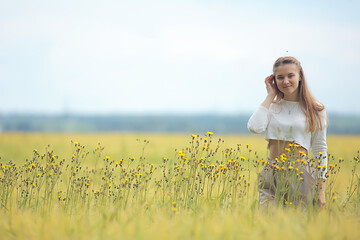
[{"left": 0, "top": 114, "right": 359, "bottom": 134}]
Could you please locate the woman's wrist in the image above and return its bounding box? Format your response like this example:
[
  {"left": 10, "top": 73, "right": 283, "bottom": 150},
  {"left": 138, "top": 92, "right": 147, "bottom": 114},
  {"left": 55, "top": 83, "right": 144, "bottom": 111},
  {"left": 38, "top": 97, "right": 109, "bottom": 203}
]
[
  {"left": 318, "top": 178, "right": 326, "bottom": 184},
  {"left": 261, "top": 94, "right": 276, "bottom": 109}
]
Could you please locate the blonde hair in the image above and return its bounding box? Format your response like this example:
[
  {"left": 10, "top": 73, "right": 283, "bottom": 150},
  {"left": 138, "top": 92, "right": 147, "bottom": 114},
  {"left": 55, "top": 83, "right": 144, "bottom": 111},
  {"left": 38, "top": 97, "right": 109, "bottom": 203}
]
[{"left": 272, "top": 56, "right": 327, "bottom": 132}]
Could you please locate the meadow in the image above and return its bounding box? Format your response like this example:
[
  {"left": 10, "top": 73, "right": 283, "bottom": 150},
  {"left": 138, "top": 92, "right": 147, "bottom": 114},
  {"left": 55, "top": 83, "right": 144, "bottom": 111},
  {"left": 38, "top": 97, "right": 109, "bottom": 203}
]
[{"left": 0, "top": 133, "right": 359, "bottom": 240}]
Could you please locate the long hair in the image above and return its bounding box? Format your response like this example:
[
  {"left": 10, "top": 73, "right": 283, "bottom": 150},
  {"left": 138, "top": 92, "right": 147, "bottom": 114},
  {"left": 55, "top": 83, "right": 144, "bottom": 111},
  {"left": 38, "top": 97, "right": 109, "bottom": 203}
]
[{"left": 272, "top": 56, "right": 327, "bottom": 132}]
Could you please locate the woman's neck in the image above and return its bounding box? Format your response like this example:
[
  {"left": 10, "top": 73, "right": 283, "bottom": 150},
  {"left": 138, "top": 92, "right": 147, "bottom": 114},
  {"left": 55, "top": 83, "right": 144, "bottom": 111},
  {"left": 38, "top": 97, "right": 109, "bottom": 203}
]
[{"left": 284, "top": 92, "right": 299, "bottom": 102}]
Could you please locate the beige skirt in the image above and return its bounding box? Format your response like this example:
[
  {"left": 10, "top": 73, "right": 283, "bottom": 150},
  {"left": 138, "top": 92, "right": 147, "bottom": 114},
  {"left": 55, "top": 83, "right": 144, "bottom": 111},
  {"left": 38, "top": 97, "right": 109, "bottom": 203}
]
[{"left": 258, "top": 158, "right": 317, "bottom": 206}]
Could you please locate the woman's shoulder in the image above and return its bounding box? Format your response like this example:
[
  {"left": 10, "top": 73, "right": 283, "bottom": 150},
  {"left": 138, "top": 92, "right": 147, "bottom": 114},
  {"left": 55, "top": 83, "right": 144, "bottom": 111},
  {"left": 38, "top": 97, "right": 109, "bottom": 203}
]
[
  {"left": 314, "top": 101, "right": 328, "bottom": 126},
  {"left": 314, "top": 101, "right": 327, "bottom": 114}
]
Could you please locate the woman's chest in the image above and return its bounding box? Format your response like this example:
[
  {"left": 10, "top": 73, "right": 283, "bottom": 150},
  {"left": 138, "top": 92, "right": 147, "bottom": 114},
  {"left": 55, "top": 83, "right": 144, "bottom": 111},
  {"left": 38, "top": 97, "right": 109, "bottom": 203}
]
[{"left": 268, "top": 111, "right": 307, "bottom": 138}]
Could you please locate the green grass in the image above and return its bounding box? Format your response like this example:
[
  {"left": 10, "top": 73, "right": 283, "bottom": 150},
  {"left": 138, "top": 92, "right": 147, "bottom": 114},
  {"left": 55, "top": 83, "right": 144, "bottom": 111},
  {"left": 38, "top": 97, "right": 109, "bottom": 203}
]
[{"left": 0, "top": 133, "right": 359, "bottom": 240}]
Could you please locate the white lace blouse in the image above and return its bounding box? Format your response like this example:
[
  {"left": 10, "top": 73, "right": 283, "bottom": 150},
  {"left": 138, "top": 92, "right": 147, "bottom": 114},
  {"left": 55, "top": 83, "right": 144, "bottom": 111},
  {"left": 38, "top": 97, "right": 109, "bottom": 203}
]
[{"left": 247, "top": 99, "right": 328, "bottom": 179}]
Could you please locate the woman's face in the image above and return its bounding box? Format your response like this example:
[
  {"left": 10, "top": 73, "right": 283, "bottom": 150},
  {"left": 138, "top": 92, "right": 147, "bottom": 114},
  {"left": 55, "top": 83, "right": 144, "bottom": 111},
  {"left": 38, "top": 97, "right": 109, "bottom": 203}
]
[{"left": 274, "top": 64, "right": 301, "bottom": 101}]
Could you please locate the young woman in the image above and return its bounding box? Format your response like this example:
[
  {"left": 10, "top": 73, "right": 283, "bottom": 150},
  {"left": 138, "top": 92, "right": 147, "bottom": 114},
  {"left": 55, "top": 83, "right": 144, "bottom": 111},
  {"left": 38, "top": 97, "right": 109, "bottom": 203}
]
[{"left": 247, "top": 56, "right": 328, "bottom": 208}]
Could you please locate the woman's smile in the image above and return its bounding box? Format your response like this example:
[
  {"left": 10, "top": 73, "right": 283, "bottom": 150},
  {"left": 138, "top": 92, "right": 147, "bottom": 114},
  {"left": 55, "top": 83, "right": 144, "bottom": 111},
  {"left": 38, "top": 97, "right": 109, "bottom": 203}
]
[{"left": 274, "top": 64, "right": 301, "bottom": 101}]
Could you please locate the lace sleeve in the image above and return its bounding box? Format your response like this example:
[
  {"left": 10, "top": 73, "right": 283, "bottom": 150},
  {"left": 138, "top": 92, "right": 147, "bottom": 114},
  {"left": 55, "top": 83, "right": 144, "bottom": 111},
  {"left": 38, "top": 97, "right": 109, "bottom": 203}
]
[{"left": 311, "top": 109, "right": 328, "bottom": 180}]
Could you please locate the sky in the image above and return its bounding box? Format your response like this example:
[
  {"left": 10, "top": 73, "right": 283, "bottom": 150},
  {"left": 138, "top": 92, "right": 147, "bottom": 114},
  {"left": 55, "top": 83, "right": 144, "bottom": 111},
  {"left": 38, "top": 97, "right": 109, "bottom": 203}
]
[{"left": 1, "top": 0, "right": 360, "bottom": 115}]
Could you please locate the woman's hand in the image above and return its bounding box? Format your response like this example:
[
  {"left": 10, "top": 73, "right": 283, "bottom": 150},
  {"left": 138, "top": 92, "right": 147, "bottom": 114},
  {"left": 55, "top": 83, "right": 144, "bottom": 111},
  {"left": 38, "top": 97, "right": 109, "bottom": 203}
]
[
  {"left": 261, "top": 74, "right": 277, "bottom": 109},
  {"left": 318, "top": 180, "right": 326, "bottom": 209},
  {"left": 265, "top": 74, "right": 276, "bottom": 98}
]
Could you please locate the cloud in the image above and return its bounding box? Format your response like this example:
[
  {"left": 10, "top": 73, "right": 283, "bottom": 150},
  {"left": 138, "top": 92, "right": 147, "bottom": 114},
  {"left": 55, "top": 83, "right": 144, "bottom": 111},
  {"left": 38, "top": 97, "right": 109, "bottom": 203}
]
[
  {"left": 158, "top": 24, "right": 241, "bottom": 62},
  {"left": 1, "top": 0, "right": 360, "bottom": 113}
]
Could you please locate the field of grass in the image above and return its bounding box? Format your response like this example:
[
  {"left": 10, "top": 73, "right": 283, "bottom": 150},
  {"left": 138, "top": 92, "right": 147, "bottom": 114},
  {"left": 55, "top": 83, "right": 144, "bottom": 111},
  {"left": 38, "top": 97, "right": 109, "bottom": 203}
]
[{"left": 0, "top": 133, "right": 359, "bottom": 240}]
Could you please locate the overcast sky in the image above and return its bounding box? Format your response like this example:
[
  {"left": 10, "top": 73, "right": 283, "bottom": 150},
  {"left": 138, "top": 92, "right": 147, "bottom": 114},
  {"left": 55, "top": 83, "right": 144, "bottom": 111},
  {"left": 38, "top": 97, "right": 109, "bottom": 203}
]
[{"left": 1, "top": 0, "right": 360, "bottom": 115}]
